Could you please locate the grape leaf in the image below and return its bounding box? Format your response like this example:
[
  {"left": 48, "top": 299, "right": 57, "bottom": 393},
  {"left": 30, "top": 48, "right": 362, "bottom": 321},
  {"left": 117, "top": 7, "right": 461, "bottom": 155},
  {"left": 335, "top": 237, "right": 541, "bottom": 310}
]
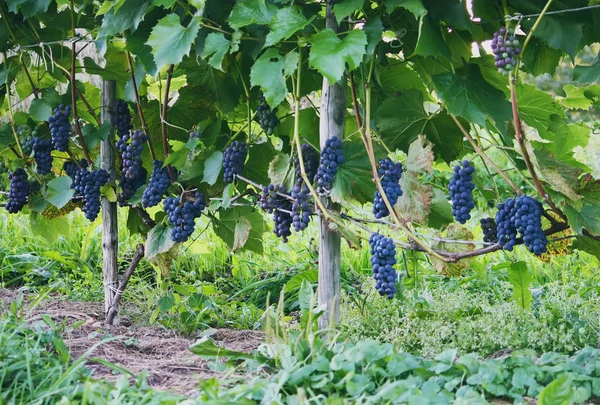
[
  {"left": 573, "top": 59, "right": 600, "bottom": 84},
  {"left": 508, "top": 261, "right": 532, "bottom": 310},
  {"left": 572, "top": 236, "right": 600, "bottom": 260},
  {"left": 427, "top": 188, "right": 453, "bottom": 229},
  {"left": 432, "top": 64, "right": 512, "bottom": 134},
  {"left": 214, "top": 206, "right": 265, "bottom": 254},
  {"left": 265, "top": 6, "right": 309, "bottom": 47},
  {"left": 395, "top": 135, "right": 434, "bottom": 223},
  {"left": 533, "top": 149, "right": 582, "bottom": 202},
  {"left": 520, "top": 37, "right": 561, "bottom": 76},
  {"left": 374, "top": 90, "right": 464, "bottom": 162},
  {"left": 45, "top": 176, "right": 74, "bottom": 209},
  {"left": 364, "top": 16, "right": 383, "bottom": 57},
  {"left": 573, "top": 130, "right": 600, "bottom": 179},
  {"left": 564, "top": 191, "right": 600, "bottom": 236},
  {"left": 376, "top": 62, "right": 428, "bottom": 94},
  {"left": 283, "top": 51, "right": 299, "bottom": 76},
  {"left": 383, "top": 0, "right": 426, "bottom": 17},
  {"left": 203, "top": 150, "right": 223, "bottom": 185},
  {"left": 414, "top": 15, "right": 450, "bottom": 58},
  {"left": 330, "top": 140, "right": 376, "bottom": 205},
  {"left": 268, "top": 153, "right": 290, "bottom": 185},
  {"left": 242, "top": 143, "right": 275, "bottom": 186},
  {"left": 146, "top": 223, "right": 175, "bottom": 259},
  {"left": 516, "top": 84, "right": 564, "bottom": 139},
  {"left": 559, "top": 84, "right": 593, "bottom": 110},
  {"left": 309, "top": 29, "right": 367, "bottom": 83},
  {"left": 7, "top": 0, "right": 51, "bottom": 20},
  {"left": 98, "top": 0, "right": 151, "bottom": 37},
  {"left": 202, "top": 33, "right": 231, "bottom": 71},
  {"left": 250, "top": 48, "right": 288, "bottom": 108},
  {"left": 333, "top": 0, "right": 364, "bottom": 23},
  {"left": 29, "top": 215, "right": 70, "bottom": 244},
  {"left": 228, "top": 0, "right": 276, "bottom": 30},
  {"left": 147, "top": 14, "right": 200, "bottom": 71},
  {"left": 547, "top": 117, "right": 590, "bottom": 169},
  {"left": 529, "top": 16, "right": 583, "bottom": 59},
  {"left": 430, "top": 224, "right": 474, "bottom": 276}
]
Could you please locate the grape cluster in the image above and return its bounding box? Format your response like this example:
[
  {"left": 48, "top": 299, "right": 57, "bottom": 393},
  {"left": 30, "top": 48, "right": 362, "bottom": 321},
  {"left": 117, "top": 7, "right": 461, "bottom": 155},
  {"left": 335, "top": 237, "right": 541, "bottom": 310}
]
[
  {"left": 17, "top": 126, "right": 35, "bottom": 155},
  {"left": 222, "top": 141, "right": 247, "bottom": 183},
  {"left": 369, "top": 233, "right": 397, "bottom": 299},
  {"left": 257, "top": 93, "right": 279, "bottom": 135},
  {"left": 373, "top": 158, "right": 403, "bottom": 219},
  {"left": 30, "top": 137, "right": 54, "bottom": 175},
  {"left": 163, "top": 192, "right": 206, "bottom": 242},
  {"left": 6, "top": 168, "right": 29, "bottom": 213},
  {"left": 448, "top": 160, "right": 475, "bottom": 224},
  {"left": 315, "top": 136, "right": 344, "bottom": 192},
  {"left": 113, "top": 99, "right": 132, "bottom": 138},
  {"left": 71, "top": 168, "right": 110, "bottom": 221},
  {"left": 491, "top": 27, "right": 521, "bottom": 75},
  {"left": 295, "top": 143, "right": 319, "bottom": 182},
  {"left": 291, "top": 182, "right": 312, "bottom": 232},
  {"left": 496, "top": 195, "right": 547, "bottom": 255},
  {"left": 63, "top": 159, "right": 88, "bottom": 179},
  {"left": 116, "top": 129, "right": 147, "bottom": 179},
  {"left": 48, "top": 105, "right": 72, "bottom": 152},
  {"left": 260, "top": 184, "right": 293, "bottom": 242},
  {"left": 480, "top": 217, "right": 498, "bottom": 243},
  {"left": 142, "top": 160, "right": 171, "bottom": 208},
  {"left": 118, "top": 167, "right": 147, "bottom": 206}
]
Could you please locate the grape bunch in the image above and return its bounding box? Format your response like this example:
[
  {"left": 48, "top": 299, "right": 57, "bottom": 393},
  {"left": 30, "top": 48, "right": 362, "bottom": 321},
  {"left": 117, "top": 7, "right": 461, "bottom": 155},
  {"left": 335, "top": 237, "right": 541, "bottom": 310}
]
[
  {"left": 369, "top": 233, "right": 397, "bottom": 299},
  {"left": 222, "top": 141, "right": 247, "bottom": 183},
  {"left": 142, "top": 160, "right": 171, "bottom": 208},
  {"left": 315, "top": 136, "right": 344, "bottom": 192},
  {"left": 48, "top": 105, "right": 72, "bottom": 152},
  {"left": 30, "top": 137, "right": 54, "bottom": 175},
  {"left": 496, "top": 195, "right": 547, "bottom": 255},
  {"left": 163, "top": 192, "right": 206, "bottom": 242},
  {"left": 291, "top": 182, "right": 312, "bottom": 232},
  {"left": 448, "top": 160, "right": 475, "bottom": 224},
  {"left": 491, "top": 27, "right": 521, "bottom": 75},
  {"left": 257, "top": 93, "right": 279, "bottom": 135},
  {"left": 480, "top": 217, "right": 498, "bottom": 243},
  {"left": 63, "top": 159, "right": 88, "bottom": 179},
  {"left": 6, "top": 168, "right": 29, "bottom": 213},
  {"left": 260, "top": 184, "right": 293, "bottom": 242},
  {"left": 373, "top": 158, "right": 403, "bottom": 219},
  {"left": 71, "top": 168, "right": 110, "bottom": 221},
  {"left": 118, "top": 167, "right": 147, "bottom": 206},
  {"left": 116, "top": 129, "right": 147, "bottom": 179},
  {"left": 113, "top": 99, "right": 132, "bottom": 138},
  {"left": 295, "top": 143, "right": 319, "bottom": 183},
  {"left": 17, "top": 126, "right": 35, "bottom": 155}
]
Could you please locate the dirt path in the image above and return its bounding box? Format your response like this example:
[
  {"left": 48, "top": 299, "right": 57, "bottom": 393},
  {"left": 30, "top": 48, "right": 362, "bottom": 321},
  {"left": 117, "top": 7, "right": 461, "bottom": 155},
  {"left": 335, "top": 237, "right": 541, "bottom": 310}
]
[{"left": 0, "top": 288, "right": 263, "bottom": 394}]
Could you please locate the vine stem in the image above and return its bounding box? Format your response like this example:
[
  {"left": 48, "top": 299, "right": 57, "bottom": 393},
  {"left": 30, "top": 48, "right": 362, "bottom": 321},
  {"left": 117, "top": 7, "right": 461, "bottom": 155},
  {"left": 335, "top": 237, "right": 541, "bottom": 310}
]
[
  {"left": 520, "top": 0, "right": 554, "bottom": 58},
  {"left": 126, "top": 52, "right": 156, "bottom": 160},
  {"left": 450, "top": 114, "right": 521, "bottom": 194},
  {"left": 349, "top": 72, "right": 362, "bottom": 129},
  {"left": 3, "top": 66, "right": 25, "bottom": 158},
  {"left": 357, "top": 55, "right": 446, "bottom": 260},
  {"left": 161, "top": 64, "right": 174, "bottom": 159},
  {"left": 292, "top": 48, "right": 337, "bottom": 224},
  {"left": 508, "top": 78, "right": 566, "bottom": 221}
]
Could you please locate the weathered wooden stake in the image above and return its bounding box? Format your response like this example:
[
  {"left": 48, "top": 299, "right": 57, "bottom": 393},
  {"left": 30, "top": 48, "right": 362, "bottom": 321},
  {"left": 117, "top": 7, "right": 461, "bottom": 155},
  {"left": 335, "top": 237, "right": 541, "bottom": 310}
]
[
  {"left": 100, "top": 80, "right": 119, "bottom": 324},
  {"left": 318, "top": 0, "right": 344, "bottom": 330}
]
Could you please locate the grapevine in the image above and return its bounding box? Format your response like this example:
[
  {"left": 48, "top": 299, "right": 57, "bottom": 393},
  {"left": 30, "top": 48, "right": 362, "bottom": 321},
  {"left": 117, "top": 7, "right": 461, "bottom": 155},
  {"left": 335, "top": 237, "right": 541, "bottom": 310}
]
[
  {"left": 6, "top": 168, "right": 29, "bottom": 214},
  {"left": 373, "top": 158, "right": 403, "bottom": 219},
  {"left": 291, "top": 182, "right": 312, "bottom": 232},
  {"left": 369, "top": 233, "right": 397, "bottom": 299},
  {"left": 16, "top": 126, "right": 34, "bottom": 156},
  {"left": 116, "top": 129, "right": 147, "bottom": 179},
  {"left": 48, "top": 105, "right": 72, "bottom": 152},
  {"left": 480, "top": 217, "right": 498, "bottom": 243},
  {"left": 222, "top": 141, "right": 247, "bottom": 184},
  {"left": 142, "top": 160, "right": 172, "bottom": 208},
  {"left": 448, "top": 160, "right": 475, "bottom": 224},
  {"left": 118, "top": 167, "right": 147, "bottom": 206},
  {"left": 163, "top": 192, "right": 206, "bottom": 242},
  {"left": 260, "top": 184, "right": 293, "bottom": 242},
  {"left": 496, "top": 195, "right": 548, "bottom": 255},
  {"left": 315, "top": 136, "right": 344, "bottom": 192}
]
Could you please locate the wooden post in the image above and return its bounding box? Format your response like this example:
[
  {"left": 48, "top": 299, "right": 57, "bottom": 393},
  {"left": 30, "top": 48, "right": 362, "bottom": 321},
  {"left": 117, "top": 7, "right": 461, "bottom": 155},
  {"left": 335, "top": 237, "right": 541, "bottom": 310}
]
[
  {"left": 100, "top": 80, "right": 119, "bottom": 324},
  {"left": 318, "top": 0, "right": 344, "bottom": 330}
]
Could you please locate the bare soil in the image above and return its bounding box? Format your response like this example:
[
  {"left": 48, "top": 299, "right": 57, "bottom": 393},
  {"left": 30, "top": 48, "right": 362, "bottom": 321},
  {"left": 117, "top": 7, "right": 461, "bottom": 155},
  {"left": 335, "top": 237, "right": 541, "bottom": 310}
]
[{"left": 0, "top": 288, "right": 263, "bottom": 394}]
